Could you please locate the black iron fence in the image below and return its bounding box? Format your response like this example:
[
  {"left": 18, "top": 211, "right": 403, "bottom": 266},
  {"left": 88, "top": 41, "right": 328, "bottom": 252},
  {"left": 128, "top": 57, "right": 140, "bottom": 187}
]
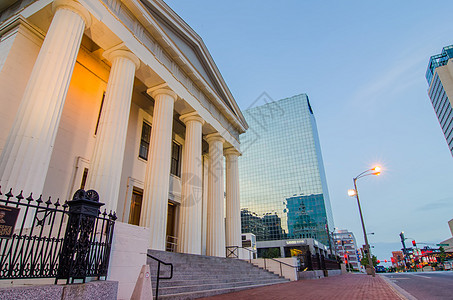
[{"left": 0, "top": 188, "right": 116, "bottom": 284}]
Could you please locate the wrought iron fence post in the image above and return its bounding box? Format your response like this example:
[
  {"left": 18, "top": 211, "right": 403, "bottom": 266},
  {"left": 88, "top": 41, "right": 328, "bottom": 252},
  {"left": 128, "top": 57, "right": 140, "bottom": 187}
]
[{"left": 56, "top": 189, "right": 103, "bottom": 284}]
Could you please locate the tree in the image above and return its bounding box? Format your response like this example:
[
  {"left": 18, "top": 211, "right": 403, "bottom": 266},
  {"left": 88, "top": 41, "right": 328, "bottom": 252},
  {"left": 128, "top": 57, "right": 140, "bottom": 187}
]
[
  {"left": 439, "top": 246, "right": 447, "bottom": 263},
  {"left": 262, "top": 248, "right": 280, "bottom": 258},
  {"left": 360, "top": 255, "right": 378, "bottom": 267}
]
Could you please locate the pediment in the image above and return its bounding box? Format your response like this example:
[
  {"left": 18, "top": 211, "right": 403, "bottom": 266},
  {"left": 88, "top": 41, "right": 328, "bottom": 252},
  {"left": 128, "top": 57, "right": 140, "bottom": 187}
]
[{"left": 139, "top": 0, "right": 247, "bottom": 130}]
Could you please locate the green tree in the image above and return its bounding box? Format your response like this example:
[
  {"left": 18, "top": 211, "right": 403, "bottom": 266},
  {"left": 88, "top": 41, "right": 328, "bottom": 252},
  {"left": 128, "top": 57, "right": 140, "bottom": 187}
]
[
  {"left": 439, "top": 246, "right": 446, "bottom": 263},
  {"left": 360, "top": 255, "right": 378, "bottom": 267},
  {"left": 262, "top": 248, "right": 280, "bottom": 258}
]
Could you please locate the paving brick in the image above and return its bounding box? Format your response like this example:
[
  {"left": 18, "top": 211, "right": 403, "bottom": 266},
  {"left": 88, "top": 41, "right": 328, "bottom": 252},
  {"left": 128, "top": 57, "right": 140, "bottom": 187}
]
[{"left": 200, "top": 273, "right": 403, "bottom": 300}]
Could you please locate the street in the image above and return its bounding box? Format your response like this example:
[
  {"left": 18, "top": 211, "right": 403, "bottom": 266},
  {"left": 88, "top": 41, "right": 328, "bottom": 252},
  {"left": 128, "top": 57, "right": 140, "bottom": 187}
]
[{"left": 381, "top": 271, "right": 453, "bottom": 300}]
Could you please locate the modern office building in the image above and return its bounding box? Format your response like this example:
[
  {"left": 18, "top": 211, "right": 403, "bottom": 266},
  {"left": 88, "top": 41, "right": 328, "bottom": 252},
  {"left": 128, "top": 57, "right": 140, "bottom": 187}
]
[
  {"left": 334, "top": 229, "right": 360, "bottom": 270},
  {"left": 239, "top": 94, "right": 334, "bottom": 256},
  {"left": 0, "top": 0, "right": 248, "bottom": 297},
  {"left": 426, "top": 45, "right": 453, "bottom": 156}
]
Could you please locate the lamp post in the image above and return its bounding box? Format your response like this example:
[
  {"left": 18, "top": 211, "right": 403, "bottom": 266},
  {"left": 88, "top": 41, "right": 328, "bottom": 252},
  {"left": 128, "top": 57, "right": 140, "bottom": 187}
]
[{"left": 348, "top": 166, "right": 381, "bottom": 277}]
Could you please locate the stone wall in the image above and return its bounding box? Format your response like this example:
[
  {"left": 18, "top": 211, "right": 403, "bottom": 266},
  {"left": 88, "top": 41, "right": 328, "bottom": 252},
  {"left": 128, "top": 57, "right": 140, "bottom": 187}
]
[{"left": 0, "top": 281, "right": 118, "bottom": 300}]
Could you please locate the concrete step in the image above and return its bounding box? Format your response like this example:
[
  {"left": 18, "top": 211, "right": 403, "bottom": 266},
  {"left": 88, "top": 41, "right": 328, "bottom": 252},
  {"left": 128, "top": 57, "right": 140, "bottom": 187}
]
[
  {"left": 147, "top": 249, "right": 290, "bottom": 299},
  {"left": 155, "top": 278, "right": 288, "bottom": 295},
  {"left": 157, "top": 281, "right": 288, "bottom": 299},
  {"left": 152, "top": 273, "right": 283, "bottom": 288},
  {"left": 150, "top": 267, "right": 281, "bottom": 276},
  {"left": 152, "top": 276, "right": 282, "bottom": 288}
]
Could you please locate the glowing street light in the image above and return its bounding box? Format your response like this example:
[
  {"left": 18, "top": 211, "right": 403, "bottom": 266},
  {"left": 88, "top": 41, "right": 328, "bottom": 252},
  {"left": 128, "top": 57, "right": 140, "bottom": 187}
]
[{"left": 348, "top": 165, "right": 381, "bottom": 277}]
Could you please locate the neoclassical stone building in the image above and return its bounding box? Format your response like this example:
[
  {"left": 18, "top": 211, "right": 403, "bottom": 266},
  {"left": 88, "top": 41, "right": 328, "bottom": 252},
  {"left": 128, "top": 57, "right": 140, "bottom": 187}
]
[{"left": 0, "top": 0, "right": 247, "bottom": 258}]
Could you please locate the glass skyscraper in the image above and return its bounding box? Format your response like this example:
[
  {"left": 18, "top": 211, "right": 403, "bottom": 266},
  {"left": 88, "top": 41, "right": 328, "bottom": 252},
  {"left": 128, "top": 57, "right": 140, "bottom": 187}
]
[
  {"left": 426, "top": 45, "right": 453, "bottom": 157},
  {"left": 239, "top": 94, "right": 334, "bottom": 246}
]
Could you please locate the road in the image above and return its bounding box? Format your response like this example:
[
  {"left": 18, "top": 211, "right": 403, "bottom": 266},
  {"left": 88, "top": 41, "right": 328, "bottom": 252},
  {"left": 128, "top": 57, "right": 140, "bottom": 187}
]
[{"left": 381, "top": 271, "right": 453, "bottom": 300}]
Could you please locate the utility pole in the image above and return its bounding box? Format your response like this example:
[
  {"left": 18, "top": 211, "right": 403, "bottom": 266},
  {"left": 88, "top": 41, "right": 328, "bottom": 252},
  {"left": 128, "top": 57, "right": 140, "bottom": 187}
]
[{"left": 400, "top": 232, "right": 408, "bottom": 271}]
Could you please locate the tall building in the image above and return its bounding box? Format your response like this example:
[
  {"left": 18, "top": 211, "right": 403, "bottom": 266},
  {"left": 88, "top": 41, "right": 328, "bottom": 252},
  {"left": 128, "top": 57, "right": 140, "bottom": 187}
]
[
  {"left": 239, "top": 94, "right": 334, "bottom": 251},
  {"left": 334, "top": 229, "right": 360, "bottom": 270},
  {"left": 426, "top": 45, "right": 453, "bottom": 156}
]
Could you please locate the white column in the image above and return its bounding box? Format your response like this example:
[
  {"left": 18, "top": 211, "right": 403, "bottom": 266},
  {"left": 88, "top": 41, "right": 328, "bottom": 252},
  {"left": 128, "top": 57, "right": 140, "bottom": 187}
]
[
  {"left": 206, "top": 133, "right": 226, "bottom": 257},
  {"left": 140, "top": 85, "right": 177, "bottom": 250},
  {"left": 86, "top": 50, "right": 140, "bottom": 212},
  {"left": 0, "top": 0, "right": 91, "bottom": 197},
  {"left": 177, "top": 113, "right": 205, "bottom": 255},
  {"left": 224, "top": 148, "right": 242, "bottom": 250}
]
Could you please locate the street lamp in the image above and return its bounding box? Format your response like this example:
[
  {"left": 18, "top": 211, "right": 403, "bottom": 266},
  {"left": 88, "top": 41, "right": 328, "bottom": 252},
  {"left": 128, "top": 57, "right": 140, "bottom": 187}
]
[{"left": 348, "top": 166, "right": 381, "bottom": 277}]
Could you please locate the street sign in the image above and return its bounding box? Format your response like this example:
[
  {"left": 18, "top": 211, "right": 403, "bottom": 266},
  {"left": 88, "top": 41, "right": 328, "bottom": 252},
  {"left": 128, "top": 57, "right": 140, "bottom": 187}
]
[{"left": 437, "top": 244, "right": 449, "bottom": 246}]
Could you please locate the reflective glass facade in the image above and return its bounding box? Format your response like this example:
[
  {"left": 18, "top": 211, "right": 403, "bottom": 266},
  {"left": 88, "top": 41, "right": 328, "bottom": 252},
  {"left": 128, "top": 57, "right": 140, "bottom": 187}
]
[
  {"left": 426, "top": 45, "right": 453, "bottom": 85},
  {"left": 239, "top": 94, "right": 334, "bottom": 246},
  {"left": 426, "top": 46, "right": 453, "bottom": 157}
]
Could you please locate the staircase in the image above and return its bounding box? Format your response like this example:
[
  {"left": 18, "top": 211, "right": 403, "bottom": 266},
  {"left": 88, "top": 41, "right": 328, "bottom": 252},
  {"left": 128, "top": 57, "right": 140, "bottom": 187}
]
[{"left": 147, "top": 249, "right": 289, "bottom": 299}]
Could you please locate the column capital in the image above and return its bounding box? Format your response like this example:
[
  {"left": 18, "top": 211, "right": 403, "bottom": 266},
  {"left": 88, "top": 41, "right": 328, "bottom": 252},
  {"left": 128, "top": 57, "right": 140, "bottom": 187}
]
[
  {"left": 147, "top": 83, "right": 177, "bottom": 100},
  {"left": 52, "top": 0, "right": 92, "bottom": 28},
  {"left": 103, "top": 49, "right": 140, "bottom": 70},
  {"left": 206, "top": 133, "right": 225, "bottom": 144},
  {"left": 180, "top": 112, "right": 205, "bottom": 125},
  {"left": 224, "top": 147, "right": 241, "bottom": 157}
]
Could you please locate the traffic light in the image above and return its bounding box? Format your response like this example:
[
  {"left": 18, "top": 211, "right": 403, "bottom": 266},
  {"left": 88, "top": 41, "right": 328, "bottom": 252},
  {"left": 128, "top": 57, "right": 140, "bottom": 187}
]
[{"left": 412, "top": 240, "right": 417, "bottom": 247}]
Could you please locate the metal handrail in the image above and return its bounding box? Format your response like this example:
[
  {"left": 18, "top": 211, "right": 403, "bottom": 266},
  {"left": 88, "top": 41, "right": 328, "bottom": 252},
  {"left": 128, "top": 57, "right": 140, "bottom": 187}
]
[
  {"left": 166, "top": 235, "right": 178, "bottom": 252},
  {"left": 147, "top": 254, "right": 173, "bottom": 300},
  {"left": 263, "top": 257, "right": 299, "bottom": 276},
  {"left": 226, "top": 246, "right": 255, "bottom": 263}
]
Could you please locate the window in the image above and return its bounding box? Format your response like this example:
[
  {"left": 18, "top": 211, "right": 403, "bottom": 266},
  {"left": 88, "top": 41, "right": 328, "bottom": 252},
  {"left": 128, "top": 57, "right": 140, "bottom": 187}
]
[
  {"left": 170, "top": 141, "right": 181, "bottom": 176},
  {"left": 139, "top": 122, "right": 152, "bottom": 160}
]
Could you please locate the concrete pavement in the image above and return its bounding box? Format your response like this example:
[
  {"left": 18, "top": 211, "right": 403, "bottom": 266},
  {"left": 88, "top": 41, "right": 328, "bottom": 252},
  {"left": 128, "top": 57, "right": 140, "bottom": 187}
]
[
  {"left": 382, "top": 271, "right": 453, "bottom": 300},
  {"left": 201, "top": 273, "right": 405, "bottom": 300}
]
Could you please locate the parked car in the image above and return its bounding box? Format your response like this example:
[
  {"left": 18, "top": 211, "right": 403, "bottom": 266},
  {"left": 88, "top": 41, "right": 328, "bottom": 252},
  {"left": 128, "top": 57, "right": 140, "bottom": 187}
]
[{"left": 375, "top": 266, "right": 386, "bottom": 273}]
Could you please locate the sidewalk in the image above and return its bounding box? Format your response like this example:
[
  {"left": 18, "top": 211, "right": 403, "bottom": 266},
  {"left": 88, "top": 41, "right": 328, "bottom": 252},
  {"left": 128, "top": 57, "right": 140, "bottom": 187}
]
[{"left": 201, "top": 273, "right": 405, "bottom": 300}]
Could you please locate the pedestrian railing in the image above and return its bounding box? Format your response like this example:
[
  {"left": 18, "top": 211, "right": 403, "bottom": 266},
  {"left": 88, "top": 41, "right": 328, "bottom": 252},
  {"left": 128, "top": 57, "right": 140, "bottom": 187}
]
[
  {"left": 226, "top": 245, "right": 255, "bottom": 263},
  {"left": 263, "top": 257, "right": 299, "bottom": 277},
  {"left": 0, "top": 187, "right": 116, "bottom": 284},
  {"left": 147, "top": 253, "right": 173, "bottom": 300}
]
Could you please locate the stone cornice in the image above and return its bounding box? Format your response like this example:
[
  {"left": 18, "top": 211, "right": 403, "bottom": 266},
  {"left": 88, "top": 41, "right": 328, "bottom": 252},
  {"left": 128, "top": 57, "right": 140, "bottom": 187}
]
[{"left": 120, "top": 0, "right": 248, "bottom": 134}]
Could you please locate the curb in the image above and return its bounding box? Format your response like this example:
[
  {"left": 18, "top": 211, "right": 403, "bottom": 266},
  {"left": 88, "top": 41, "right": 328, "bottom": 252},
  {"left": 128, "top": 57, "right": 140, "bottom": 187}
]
[{"left": 379, "top": 275, "right": 417, "bottom": 300}]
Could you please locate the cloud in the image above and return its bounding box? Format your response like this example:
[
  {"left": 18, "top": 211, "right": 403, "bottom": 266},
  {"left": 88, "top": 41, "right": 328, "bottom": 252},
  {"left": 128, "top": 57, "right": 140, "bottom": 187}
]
[
  {"left": 349, "top": 49, "right": 430, "bottom": 110},
  {"left": 416, "top": 196, "right": 453, "bottom": 212}
]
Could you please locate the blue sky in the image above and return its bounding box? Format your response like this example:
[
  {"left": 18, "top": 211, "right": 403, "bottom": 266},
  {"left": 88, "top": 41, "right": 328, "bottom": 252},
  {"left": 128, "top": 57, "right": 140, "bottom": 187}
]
[{"left": 165, "top": 0, "right": 453, "bottom": 262}]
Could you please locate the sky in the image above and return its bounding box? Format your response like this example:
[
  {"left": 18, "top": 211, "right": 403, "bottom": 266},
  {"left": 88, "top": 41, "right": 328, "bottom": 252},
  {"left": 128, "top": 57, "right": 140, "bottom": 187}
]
[{"left": 164, "top": 0, "right": 453, "bottom": 263}]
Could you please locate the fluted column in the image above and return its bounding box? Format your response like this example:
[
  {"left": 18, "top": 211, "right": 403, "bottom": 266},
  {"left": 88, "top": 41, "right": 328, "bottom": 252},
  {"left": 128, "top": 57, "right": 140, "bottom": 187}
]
[
  {"left": 140, "top": 85, "right": 177, "bottom": 250},
  {"left": 224, "top": 148, "right": 242, "bottom": 250},
  {"left": 86, "top": 50, "right": 140, "bottom": 212},
  {"left": 177, "top": 113, "right": 205, "bottom": 254},
  {"left": 0, "top": 0, "right": 91, "bottom": 197},
  {"left": 206, "top": 133, "right": 226, "bottom": 257}
]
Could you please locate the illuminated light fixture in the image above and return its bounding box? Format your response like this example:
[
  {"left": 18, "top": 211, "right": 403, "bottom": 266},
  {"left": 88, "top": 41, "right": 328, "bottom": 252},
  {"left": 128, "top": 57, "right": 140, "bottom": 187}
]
[{"left": 347, "top": 165, "right": 383, "bottom": 277}]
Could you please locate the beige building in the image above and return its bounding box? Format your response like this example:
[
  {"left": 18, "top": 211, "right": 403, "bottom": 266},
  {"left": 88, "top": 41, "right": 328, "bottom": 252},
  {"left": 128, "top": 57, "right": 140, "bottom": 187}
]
[
  {"left": 439, "top": 219, "right": 453, "bottom": 253},
  {"left": 0, "top": 0, "right": 248, "bottom": 263},
  {"left": 426, "top": 45, "right": 453, "bottom": 157}
]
